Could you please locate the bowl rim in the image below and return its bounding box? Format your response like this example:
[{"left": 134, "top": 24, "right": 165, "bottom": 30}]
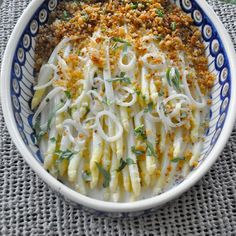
[{"left": 1, "top": 0, "right": 236, "bottom": 213}]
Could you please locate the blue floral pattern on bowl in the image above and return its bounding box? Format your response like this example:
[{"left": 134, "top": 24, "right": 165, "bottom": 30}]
[{"left": 9, "top": 0, "right": 231, "bottom": 216}]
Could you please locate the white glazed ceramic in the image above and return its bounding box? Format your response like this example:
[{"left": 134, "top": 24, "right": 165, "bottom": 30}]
[{"left": 1, "top": 0, "right": 236, "bottom": 216}]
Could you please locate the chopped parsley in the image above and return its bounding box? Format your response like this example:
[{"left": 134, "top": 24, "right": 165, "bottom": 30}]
[
  {"left": 96, "top": 162, "right": 111, "bottom": 188},
  {"left": 130, "top": 2, "right": 138, "bottom": 9},
  {"left": 107, "top": 72, "right": 131, "bottom": 84},
  {"left": 134, "top": 124, "right": 147, "bottom": 140},
  {"left": 158, "top": 90, "right": 164, "bottom": 97},
  {"left": 111, "top": 37, "right": 131, "bottom": 52},
  {"left": 116, "top": 158, "right": 136, "bottom": 172},
  {"left": 131, "top": 146, "right": 145, "bottom": 156},
  {"left": 82, "top": 170, "right": 92, "bottom": 182},
  {"left": 171, "top": 157, "right": 185, "bottom": 163},
  {"left": 111, "top": 37, "right": 131, "bottom": 46},
  {"left": 154, "top": 34, "right": 164, "bottom": 41},
  {"left": 81, "top": 12, "right": 89, "bottom": 21},
  {"left": 116, "top": 159, "right": 127, "bottom": 172},
  {"left": 50, "top": 137, "right": 56, "bottom": 143},
  {"left": 146, "top": 141, "right": 157, "bottom": 158},
  {"left": 171, "top": 21, "right": 177, "bottom": 31},
  {"left": 144, "top": 102, "right": 154, "bottom": 113},
  {"left": 64, "top": 91, "right": 72, "bottom": 99},
  {"left": 34, "top": 118, "right": 47, "bottom": 142},
  {"left": 166, "top": 67, "right": 181, "bottom": 92},
  {"left": 135, "top": 89, "right": 141, "bottom": 96},
  {"left": 55, "top": 149, "right": 78, "bottom": 160},
  {"left": 102, "top": 97, "right": 114, "bottom": 106},
  {"left": 63, "top": 10, "right": 70, "bottom": 21},
  {"left": 156, "top": 9, "right": 164, "bottom": 17},
  {"left": 126, "top": 158, "right": 136, "bottom": 165}
]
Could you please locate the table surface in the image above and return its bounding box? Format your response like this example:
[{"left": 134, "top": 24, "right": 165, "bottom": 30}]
[{"left": 0, "top": 0, "right": 236, "bottom": 235}]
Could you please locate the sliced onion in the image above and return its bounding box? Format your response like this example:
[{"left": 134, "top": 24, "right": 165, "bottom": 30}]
[
  {"left": 58, "top": 56, "right": 70, "bottom": 80},
  {"left": 141, "top": 53, "right": 166, "bottom": 70},
  {"left": 96, "top": 110, "right": 123, "bottom": 142},
  {"left": 118, "top": 50, "right": 136, "bottom": 72},
  {"left": 73, "top": 91, "right": 88, "bottom": 107},
  {"left": 56, "top": 98, "right": 71, "bottom": 115},
  {"left": 104, "top": 39, "right": 115, "bottom": 102},
  {"left": 115, "top": 86, "right": 137, "bottom": 107},
  {"left": 63, "top": 125, "right": 75, "bottom": 143},
  {"left": 34, "top": 64, "right": 59, "bottom": 90},
  {"left": 94, "top": 76, "right": 104, "bottom": 84},
  {"left": 157, "top": 94, "right": 191, "bottom": 129},
  {"left": 48, "top": 37, "right": 71, "bottom": 64},
  {"left": 63, "top": 44, "right": 72, "bottom": 58},
  {"left": 86, "top": 90, "right": 103, "bottom": 102},
  {"left": 63, "top": 119, "right": 89, "bottom": 137},
  {"left": 134, "top": 110, "right": 144, "bottom": 126},
  {"left": 82, "top": 116, "right": 97, "bottom": 130},
  {"left": 141, "top": 36, "right": 153, "bottom": 49},
  {"left": 182, "top": 70, "right": 206, "bottom": 109},
  {"left": 32, "top": 87, "right": 64, "bottom": 125}
]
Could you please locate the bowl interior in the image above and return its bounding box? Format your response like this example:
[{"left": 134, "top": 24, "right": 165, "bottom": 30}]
[{"left": 5, "top": 0, "right": 232, "bottom": 209}]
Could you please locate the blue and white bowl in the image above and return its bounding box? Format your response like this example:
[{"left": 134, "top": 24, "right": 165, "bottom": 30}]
[{"left": 1, "top": 0, "right": 236, "bottom": 216}]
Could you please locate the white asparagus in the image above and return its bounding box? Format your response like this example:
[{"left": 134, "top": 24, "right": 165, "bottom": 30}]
[
  {"left": 144, "top": 114, "right": 157, "bottom": 174},
  {"left": 153, "top": 145, "right": 169, "bottom": 195},
  {"left": 127, "top": 120, "right": 141, "bottom": 197},
  {"left": 141, "top": 66, "right": 150, "bottom": 103},
  {"left": 90, "top": 130, "right": 103, "bottom": 188},
  {"left": 119, "top": 107, "right": 130, "bottom": 132}
]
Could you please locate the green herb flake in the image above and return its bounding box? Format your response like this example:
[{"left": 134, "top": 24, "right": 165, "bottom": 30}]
[
  {"left": 166, "top": 67, "right": 181, "bottom": 92},
  {"left": 172, "top": 76, "right": 181, "bottom": 92},
  {"left": 50, "top": 137, "right": 56, "bottom": 143},
  {"left": 156, "top": 9, "right": 164, "bottom": 17},
  {"left": 64, "top": 91, "right": 72, "bottom": 99},
  {"left": 63, "top": 10, "right": 69, "bottom": 21},
  {"left": 134, "top": 124, "right": 147, "bottom": 140},
  {"left": 158, "top": 90, "right": 164, "bottom": 97},
  {"left": 171, "top": 22, "right": 177, "bottom": 31},
  {"left": 111, "top": 37, "right": 131, "bottom": 46},
  {"left": 96, "top": 162, "right": 111, "bottom": 188},
  {"left": 46, "top": 98, "right": 50, "bottom": 103},
  {"left": 81, "top": 12, "right": 89, "bottom": 21},
  {"left": 107, "top": 72, "right": 131, "bottom": 84},
  {"left": 130, "top": 2, "right": 138, "bottom": 9},
  {"left": 33, "top": 117, "right": 47, "bottom": 142},
  {"left": 82, "top": 170, "right": 92, "bottom": 182},
  {"left": 116, "top": 158, "right": 136, "bottom": 172},
  {"left": 47, "top": 102, "right": 64, "bottom": 130},
  {"left": 126, "top": 158, "right": 136, "bottom": 165},
  {"left": 116, "top": 159, "right": 127, "bottom": 172},
  {"left": 55, "top": 149, "right": 78, "bottom": 160},
  {"left": 175, "top": 68, "right": 180, "bottom": 80},
  {"left": 135, "top": 89, "right": 141, "bottom": 96},
  {"left": 131, "top": 146, "right": 145, "bottom": 156},
  {"left": 144, "top": 102, "right": 154, "bottom": 113},
  {"left": 120, "top": 72, "right": 126, "bottom": 77},
  {"left": 102, "top": 97, "right": 113, "bottom": 106},
  {"left": 181, "top": 112, "right": 188, "bottom": 119},
  {"left": 154, "top": 34, "right": 164, "bottom": 41},
  {"left": 171, "top": 157, "right": 185, "bottom": 163},
  {"left": 146, "top": 141, "right": 157, "bottom": 158},
  {"left": 166, "top": 68, "right": 172, "bottom": 86}
]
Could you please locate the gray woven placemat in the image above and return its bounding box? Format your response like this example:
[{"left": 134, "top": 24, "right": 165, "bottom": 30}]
[{"left": 0, "top": 0, "right": 236, "bottom": 235}]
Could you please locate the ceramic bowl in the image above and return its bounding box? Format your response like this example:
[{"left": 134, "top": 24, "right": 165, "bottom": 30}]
[{"left": 1, "top": 0, "right": 236, "bottom": 216}]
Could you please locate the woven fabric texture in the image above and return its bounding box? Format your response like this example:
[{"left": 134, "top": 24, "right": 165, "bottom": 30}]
[{"left": 0, "top": 0, "right": 236, "bottom": 235}]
